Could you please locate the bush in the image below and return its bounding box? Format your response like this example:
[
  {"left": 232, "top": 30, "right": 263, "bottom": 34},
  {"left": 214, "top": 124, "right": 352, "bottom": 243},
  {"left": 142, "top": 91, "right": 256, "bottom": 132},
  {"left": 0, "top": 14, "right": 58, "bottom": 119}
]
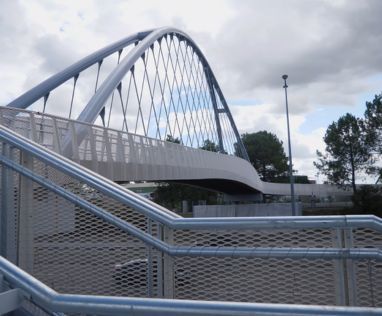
[{"left": 352, "top": 185, "right": 382, "bottom": 217}]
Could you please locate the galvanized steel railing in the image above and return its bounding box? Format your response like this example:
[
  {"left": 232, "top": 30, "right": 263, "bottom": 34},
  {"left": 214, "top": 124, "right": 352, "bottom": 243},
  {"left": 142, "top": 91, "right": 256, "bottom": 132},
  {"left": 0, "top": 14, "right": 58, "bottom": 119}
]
[
  {"left": 0, "top": 124, "right": 382, "bottom": 308},
  {"left": 1, "top": 256, "right": 382, "bottom": 316}
]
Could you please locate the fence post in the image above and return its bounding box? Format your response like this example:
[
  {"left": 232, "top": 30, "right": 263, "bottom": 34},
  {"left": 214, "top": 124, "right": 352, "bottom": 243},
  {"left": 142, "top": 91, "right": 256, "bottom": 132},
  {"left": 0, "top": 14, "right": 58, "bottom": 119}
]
[
  {"left": 333, "top": 228, "right": 346, "bottom": 305},
  {"left": 343, "top": 228, "right": 357, "bottom": 306},
  {"left": 18, "top": 152, "right": 35, "bottom": 273},
  {"left": 147, "top": 219, "right": 154, "bottom": 298},
  {"left": 163, "top": 226, "right": 174, "bottom": 298}
]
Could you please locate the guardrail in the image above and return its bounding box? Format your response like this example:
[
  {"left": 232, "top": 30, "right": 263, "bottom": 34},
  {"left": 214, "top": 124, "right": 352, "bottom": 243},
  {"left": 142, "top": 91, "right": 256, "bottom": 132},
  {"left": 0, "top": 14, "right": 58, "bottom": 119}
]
[
  {"left": 1, "top": 124, "right": 381, "bottom": 307},
  {"left": 1, "top": 256, "right": 382, "bottom": 316}
]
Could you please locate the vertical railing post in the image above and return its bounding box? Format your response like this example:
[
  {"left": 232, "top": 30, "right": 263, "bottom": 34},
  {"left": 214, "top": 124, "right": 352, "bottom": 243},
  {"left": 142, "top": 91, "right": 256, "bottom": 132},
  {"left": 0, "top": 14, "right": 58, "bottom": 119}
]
[
  {"left": 69, "top": 121, "right": 80, "bottom": 162},
  {"left": 344, "top": 228, "right": 357, "bottom": 306},
  {"left": 163, "top": 225, "right": 174, "bottom": 298},
  {"left": 1, "top": 144, "right": 17, "bottom": 264},
  {"left": 333, "top": 228, "right": 346, "bottom": 305},
  {"left": 103, "top": 129, "right": 114, "bottom": 179},
  {"left": 88, "top": 126, "right": 99, "bottom": 172},
  {"left": 18, "top": 152, "right": 35, "bottom": 273},
  {"left": 51, "top": 117, "right": 62, "bottom": 154},
  {"left": 1, "top": 143, "right": 11, "bottom": 258},
  {"left": 147, "top": 218, "right": 153, "bottom": 298},
  {"left": 156, "top": 223, "right": 164, "bottom": 298}
]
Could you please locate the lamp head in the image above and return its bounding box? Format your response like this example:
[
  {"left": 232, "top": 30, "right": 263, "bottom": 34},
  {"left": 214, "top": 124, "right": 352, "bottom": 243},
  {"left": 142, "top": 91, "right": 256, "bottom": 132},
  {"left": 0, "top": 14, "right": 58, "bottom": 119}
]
[{"left": 282, "top": 74, "right": 288, "bottom": 80}]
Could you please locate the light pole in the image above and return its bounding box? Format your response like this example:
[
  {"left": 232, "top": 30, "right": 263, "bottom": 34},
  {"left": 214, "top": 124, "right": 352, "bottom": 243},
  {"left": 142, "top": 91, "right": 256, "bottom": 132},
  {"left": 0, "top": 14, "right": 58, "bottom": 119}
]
[{"left": 282, "top": 74, "right": 297, "bottom": 216}]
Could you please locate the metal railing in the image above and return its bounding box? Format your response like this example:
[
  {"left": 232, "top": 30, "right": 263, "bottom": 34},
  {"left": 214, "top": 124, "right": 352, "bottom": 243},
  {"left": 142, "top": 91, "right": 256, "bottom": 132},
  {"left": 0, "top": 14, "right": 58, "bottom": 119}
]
[
  {"left": 0, "top": 124, "right": 382, "bottom": 308},
  {"left": 0, "top": 106, "right": 350, "bottom": 197},
  {"left": 1, "top": 256, "right": 382, "bottom": 316}
]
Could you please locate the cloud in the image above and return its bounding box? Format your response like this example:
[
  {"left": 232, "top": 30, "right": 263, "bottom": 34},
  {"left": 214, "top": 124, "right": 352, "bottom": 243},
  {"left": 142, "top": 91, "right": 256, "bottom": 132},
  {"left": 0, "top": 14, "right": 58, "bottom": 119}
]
[
  {"left": 1, "top": 0, "right": 381, "bottom": 183},
  {"left": 200, "top": 0, "right": 382, "bottom": 114}
]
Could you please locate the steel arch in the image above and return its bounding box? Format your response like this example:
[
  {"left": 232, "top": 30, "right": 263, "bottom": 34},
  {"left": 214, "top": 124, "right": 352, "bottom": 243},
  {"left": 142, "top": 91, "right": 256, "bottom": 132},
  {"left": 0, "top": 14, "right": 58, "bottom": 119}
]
[{"left": 7, "top": 27, "right": 249, "bottom": 160}]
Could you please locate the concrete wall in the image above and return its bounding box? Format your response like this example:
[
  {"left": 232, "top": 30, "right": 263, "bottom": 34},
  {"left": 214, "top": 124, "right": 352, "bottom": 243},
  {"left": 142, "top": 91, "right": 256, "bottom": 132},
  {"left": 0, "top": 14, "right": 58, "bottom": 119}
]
[{"left": 193, "top": 203, "right": 302, "bottom": 217}]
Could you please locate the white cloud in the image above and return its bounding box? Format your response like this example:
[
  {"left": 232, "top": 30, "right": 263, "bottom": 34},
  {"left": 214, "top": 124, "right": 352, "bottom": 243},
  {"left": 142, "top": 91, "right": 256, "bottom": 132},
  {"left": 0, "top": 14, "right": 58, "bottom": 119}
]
[{"left": 0, "top": 0, "right": 381, "bottom": 183}]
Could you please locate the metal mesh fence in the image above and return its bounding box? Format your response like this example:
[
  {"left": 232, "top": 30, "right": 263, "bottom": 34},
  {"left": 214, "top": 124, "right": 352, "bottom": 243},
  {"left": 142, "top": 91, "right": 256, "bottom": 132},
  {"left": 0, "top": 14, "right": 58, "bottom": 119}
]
[
  {"left": 173, "top": 256, "right": 338, "bottom": 305},
  {"left": 1, "top": 116, "right": 382, "bottom": 307}
]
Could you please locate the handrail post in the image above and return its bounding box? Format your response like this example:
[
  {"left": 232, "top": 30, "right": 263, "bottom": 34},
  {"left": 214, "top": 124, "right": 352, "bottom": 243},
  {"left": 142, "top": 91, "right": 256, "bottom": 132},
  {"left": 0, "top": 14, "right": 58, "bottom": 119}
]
[
  {"left": 18, "top": 152, "right": 34, "bottom": 273},
  {"left": 344, "top": 228, "right": 357, "bottom": 306},
  {"left": 163, "top": 225, "right": 174, "bottom": 298},
  {"left": 333, "top": 228, "right": 346, "bottom": 305}
]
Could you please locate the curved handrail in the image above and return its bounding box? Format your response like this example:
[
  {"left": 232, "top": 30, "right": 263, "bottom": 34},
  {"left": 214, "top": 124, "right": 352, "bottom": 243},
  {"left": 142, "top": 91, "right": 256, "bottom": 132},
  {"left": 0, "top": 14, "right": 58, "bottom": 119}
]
[{"left": 2, "top": 257, "right": 381, "bottom": 316}]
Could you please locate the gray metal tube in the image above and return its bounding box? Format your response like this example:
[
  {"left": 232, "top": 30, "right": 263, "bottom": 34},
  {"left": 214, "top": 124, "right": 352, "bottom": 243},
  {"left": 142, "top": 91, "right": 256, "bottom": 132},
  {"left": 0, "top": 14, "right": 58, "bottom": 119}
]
[
  {"left": 3, "top": 152, "right": 382, "bottom": 261},
  {"left": 7, "top": 31, "right": 152, "bottom": 109},
  {"left": 2, "top": 152, "right": 382, "bottom": 261},
  {"left": 1, "top": 256, "right": 382, "bottom": 315}
]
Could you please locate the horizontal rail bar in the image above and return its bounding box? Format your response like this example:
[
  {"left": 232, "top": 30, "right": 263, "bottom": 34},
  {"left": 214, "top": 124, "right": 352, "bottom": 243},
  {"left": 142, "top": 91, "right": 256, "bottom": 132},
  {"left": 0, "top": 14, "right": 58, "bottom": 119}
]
[
  {"left": 0, "top": 288, "right": 23, "bottom": 314},
  {"left": 2, "top": 153, "right": 382, "bottom": 261},
  {"left": 1, "top": 126, "right": 381, "bottom": 233},
  {"left": 1, "top": 256, "right": 382, "bottom": 316}
]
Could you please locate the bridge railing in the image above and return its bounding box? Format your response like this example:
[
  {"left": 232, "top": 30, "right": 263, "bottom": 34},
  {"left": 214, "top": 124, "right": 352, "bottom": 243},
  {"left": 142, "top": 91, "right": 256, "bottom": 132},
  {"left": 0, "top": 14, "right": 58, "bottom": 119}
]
[
  {"left": 0, "top": 106, "right": 261, "bottom": 185},
  {"left": 0, "top": 120, "right": 382, "bottom": 308},
  {"left": 3, "top": 256, "right": 382, "bottom": 316}
]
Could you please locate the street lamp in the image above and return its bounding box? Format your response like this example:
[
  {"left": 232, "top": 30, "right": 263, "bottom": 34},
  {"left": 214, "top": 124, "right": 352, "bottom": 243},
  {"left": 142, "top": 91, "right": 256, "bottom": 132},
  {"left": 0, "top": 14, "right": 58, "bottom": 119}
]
[{"left": 282, "top": 74, "right": 297, "bottom": 216}]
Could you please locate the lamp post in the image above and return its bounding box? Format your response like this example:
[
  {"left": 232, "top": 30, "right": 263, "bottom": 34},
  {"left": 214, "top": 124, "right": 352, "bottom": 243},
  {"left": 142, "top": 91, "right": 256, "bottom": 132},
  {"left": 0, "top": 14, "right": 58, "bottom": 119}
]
[{"left": 282, "top": 74, "right": 296, "bottom": 216}]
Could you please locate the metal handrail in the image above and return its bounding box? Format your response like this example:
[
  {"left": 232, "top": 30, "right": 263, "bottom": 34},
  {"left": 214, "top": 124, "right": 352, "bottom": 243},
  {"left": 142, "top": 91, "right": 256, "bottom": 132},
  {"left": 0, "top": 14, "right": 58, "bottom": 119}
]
[
  {"left": 1, "top": 256, "right": 381, "bottom": 315},
  {"left": 1, "top": 125, "right": 381, "bottom": 233},
  {"left": 1, "top": 126, "right": 382, "bottom": 261}
]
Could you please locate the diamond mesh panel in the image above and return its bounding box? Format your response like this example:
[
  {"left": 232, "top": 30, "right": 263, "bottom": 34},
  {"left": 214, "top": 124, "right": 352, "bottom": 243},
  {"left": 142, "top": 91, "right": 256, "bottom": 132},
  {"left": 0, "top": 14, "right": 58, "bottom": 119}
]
[
  {"left": 352, "top": 228, "right": 382, "bottom": 248},
  {"left": 354, "top": 259, "right": 382, "bottom": 307},
  {"left": 3, "top": 145, "right": 163, "bottom": 298},
  {"left": 173, "top": 256, "right": 338, "bottom": 305},
  {"left": 1, "top": 112, "right": 382, "bottom": 307},
  {"left": 173, "top": 228, "right": 337, "bottom": 248},
  {"left": 19, "top": 171, "right": 161, "bottom": 297}
]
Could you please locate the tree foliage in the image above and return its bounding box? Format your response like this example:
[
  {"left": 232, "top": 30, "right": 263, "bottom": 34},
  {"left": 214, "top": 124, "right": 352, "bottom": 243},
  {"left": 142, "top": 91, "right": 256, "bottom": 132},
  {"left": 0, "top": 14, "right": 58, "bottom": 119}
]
[
  {"left": 200, "top": 139, "right": 220, "bottom": 152},
  {"left": 314, "top": 113, "right": 371, "bottom": 193},
  {"left": 364, "top": 93, "right": 382, "bottom": 182},
  {"left": 166, "top": 134, "right": 181, "bottom": 144},
  {"left": 352, "top": 185, "right": 382, "bottom": 217},
  {"left": 241, "top": 131, "right": 289, "bottom": 182},
  {"left": 153, "top": 182, "right": 218, "bottom": 211}
]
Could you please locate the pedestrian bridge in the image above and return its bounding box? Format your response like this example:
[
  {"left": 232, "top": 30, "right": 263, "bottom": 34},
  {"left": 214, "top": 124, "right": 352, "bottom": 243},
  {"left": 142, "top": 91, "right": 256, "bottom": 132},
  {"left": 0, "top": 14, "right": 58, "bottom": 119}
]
[
  {"left": 0, "top": 27, "right": 375, "bottom": 316},
  {"left": 5, "top": 26, "right": 348, "bottom": 197},
  {"left": 0, "top": 106, "right": 349, "bottom": 196}
]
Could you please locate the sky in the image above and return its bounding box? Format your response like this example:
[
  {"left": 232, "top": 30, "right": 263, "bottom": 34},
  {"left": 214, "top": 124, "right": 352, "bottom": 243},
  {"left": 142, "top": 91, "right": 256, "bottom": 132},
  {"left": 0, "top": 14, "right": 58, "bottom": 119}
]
[{"left": 1, "top": 0, "right": 382, "bottom": 183}]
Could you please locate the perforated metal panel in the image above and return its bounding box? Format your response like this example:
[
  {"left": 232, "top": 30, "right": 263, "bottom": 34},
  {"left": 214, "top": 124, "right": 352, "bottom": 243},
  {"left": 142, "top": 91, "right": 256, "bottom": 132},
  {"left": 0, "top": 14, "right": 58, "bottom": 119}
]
[{"left": 1, "top": 122, "right": 382, "bottom": 308}]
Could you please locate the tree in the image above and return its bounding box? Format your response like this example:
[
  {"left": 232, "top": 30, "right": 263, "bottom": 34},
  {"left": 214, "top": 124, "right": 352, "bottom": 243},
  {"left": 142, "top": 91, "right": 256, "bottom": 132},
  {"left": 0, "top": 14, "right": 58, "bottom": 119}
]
[
  {"left": 165, "top": 134, "right": 181, "bottom": 144},
  {"left": 314, "top": 113, "right": 371, "bottom": 193},
  {"left": 352, "top": 185, "right": 382, "bottom": 217},
  {"left": 154, "top": 182, "right": 218, "bottom": 211},
  {"left": 364, "top": 93, "right": 382, "bottom": 182},
  {"left": 241, "top": 131, "right": 289, "bottom": 182},
  {"left": 200, "top": 139, "right": 220, "bottom": 152}
]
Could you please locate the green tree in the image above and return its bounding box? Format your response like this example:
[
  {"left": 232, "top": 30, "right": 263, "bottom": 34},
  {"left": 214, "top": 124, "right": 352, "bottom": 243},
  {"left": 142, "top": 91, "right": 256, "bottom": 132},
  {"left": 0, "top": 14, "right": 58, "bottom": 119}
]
[
  {"left": 200, "top": 139, "right": 220, "bottom": 152},
  {"left": 314, "top": 113, "right": 371, "bottom": 193},
  {"left": 352, "top": 185, "right": 382, "bottom": 217},
  {"left": 154, "top": 182, "right": 218, "bottom": 211},
  {"left": 241, "top": 131, "right": 288, "bottom": 181},
  {"left": 166, "top": 134, "right": 181, "bottom": 144},
  {"left": 364, "top": 93, "right": 382, "bottom": 182}
]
